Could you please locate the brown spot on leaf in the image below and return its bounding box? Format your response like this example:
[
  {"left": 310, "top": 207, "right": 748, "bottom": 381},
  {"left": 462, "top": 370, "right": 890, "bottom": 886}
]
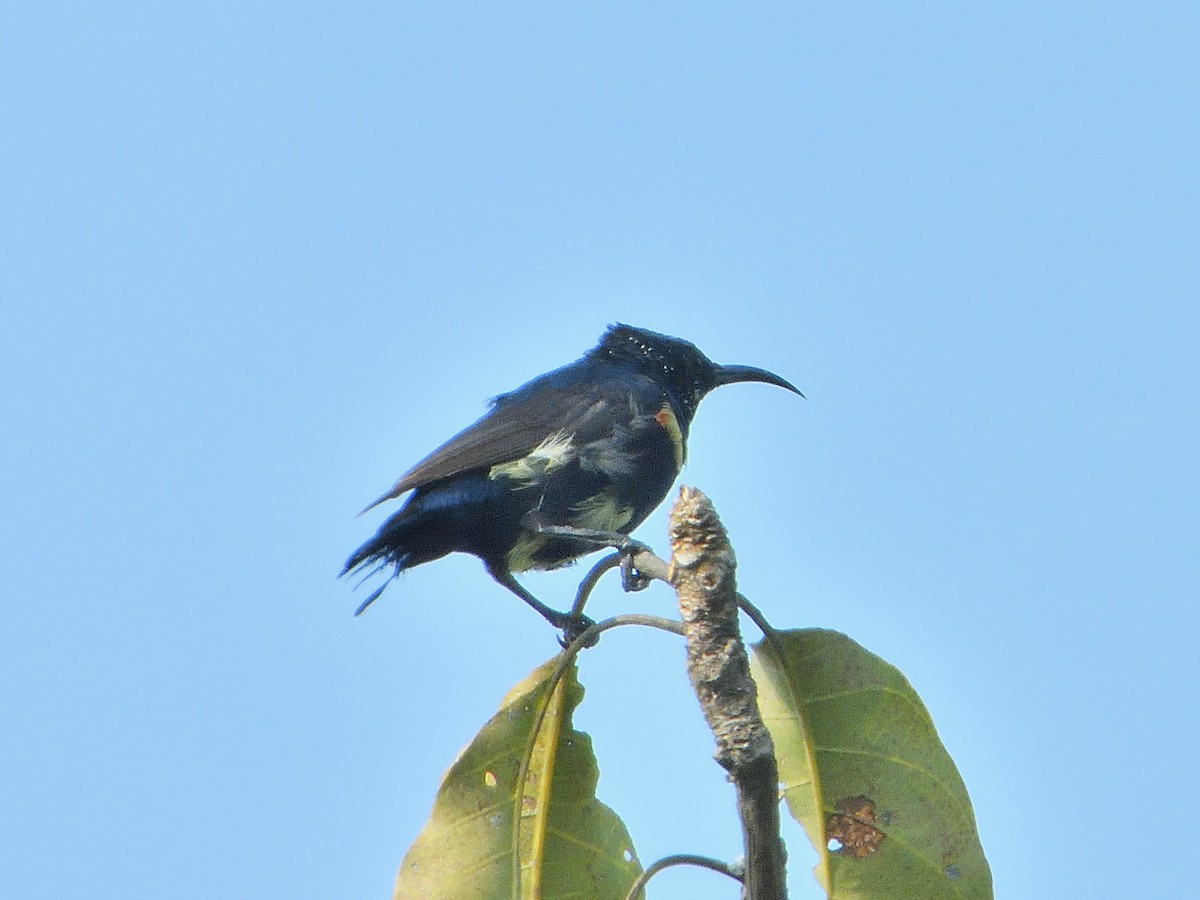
[{"left": 826, "top": 795, "right": 886, "bottom": 858}]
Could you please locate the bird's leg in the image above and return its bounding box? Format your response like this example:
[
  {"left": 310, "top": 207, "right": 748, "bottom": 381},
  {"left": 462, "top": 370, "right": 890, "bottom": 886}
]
[
  {"left": 485, "top": 561, "right": 597, "bottom": 646},
  {"left": 533, "top": 523, "right": 653, "bottom": 593}
]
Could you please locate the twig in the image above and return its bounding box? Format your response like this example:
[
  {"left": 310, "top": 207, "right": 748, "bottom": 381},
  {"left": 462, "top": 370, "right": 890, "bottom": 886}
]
[
  {"left": 623, "top": 853, "right": 743, "bottom": 900},
  {"left": 571, "top": 552, "right": 624, "bottom": 617},
  {"left": 668, "top": 486, "right": 788, "bottom": 900},
  {"left": 736, "top": 592, "right": 776, "bottom": 637},
  {"left": 571, "top": 549, "right": 675, "bottom": 618}
]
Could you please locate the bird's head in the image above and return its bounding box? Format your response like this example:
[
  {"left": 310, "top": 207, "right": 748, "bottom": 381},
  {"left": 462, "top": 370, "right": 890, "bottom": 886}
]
[{"left": 589, "top": 324, "right": 803, "bottom": 424}]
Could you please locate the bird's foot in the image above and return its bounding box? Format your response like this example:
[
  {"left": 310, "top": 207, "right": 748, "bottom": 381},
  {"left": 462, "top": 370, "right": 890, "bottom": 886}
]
[
  {"left": 556, "top": 611, "right": 599, "bottom": 649},
  {"left": 616, "top": 538, "right": 653, "bottom": 593}
]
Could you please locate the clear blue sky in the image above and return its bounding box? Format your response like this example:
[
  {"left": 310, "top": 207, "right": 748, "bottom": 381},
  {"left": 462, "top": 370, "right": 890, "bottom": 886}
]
[{"left": 3, "top": 4, "right": 1197, "bottom": 898}]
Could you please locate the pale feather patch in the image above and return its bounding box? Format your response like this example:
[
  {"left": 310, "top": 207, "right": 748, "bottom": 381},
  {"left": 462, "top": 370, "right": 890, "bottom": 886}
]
[
  {"left": 506, "top": 493, "right": 634, "bottom": 572},
  {"left": 505, "top": 531, "right": 548, "bottom": 573},
  {"left": 489, "top": 431, "right": 575, "bottom": 485},
  {"left": 655, "top": 403, "right": 686, "bottom": 469},
  {"left": 570, "top": 492, "right": 635, "bottom": 533}
]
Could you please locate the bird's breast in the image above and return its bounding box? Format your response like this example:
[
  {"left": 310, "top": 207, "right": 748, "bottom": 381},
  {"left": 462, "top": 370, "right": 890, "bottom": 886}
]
[{"left": 498, "top": 399, "right": 685, "bottom": 573}]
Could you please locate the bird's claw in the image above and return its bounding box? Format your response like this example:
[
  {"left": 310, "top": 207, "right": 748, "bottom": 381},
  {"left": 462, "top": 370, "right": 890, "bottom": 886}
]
[
  {"left": 617, "top": 538, "right": 652, "bottom": 592},
  {"left": 558, "top": 612, "right": 599, "bottom": 649}
]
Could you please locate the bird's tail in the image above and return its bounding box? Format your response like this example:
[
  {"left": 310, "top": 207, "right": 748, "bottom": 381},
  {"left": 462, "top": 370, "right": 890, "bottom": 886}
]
[{"left": 341, "top": 516, "right": 417, "bottom": 616}]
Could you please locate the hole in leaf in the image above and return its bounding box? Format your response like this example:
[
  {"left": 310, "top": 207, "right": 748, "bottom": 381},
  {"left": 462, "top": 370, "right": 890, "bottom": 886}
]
[
  {"left": 827, "top": 838, "right": 843, "bottom": 852},
  {"left": 825, "top": 795, "right": 886, "bottom": 858},
  {"left": 623, "top": 848, "right": 634, "bottom": 863}
]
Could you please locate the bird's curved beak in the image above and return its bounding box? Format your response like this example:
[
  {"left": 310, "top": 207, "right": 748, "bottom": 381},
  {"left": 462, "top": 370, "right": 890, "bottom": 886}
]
[{"left": 714, "top": 364, "right": 805, "bottom": 398}]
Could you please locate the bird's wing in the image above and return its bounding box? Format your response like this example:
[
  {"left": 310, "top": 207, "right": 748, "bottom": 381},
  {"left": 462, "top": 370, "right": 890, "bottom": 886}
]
[{"left": 360, "top": 384, "right": 623, "bottom": 513}]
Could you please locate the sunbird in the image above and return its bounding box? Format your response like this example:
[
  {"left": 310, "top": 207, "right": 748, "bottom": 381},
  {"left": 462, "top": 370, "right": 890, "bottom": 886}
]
[{"left": 343, "top": 324, "right": 802, "bottom": 639}]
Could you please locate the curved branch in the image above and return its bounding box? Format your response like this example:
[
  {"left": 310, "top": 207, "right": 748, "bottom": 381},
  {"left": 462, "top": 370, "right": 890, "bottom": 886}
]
[
  {"left": 629, "top": 548, "right": 672, "bottom": 586},
  {"left": 624, "top": 853, "right": 743, "bottom": 900},
  {"left": 736, "top": 592, "right": 776, "bottom": 637},
  {"left": 570, "top": 552, "right": 623, "bottom": 617},
  {"left": 570, "top": 549, "right": 675, "bottom": 618}
]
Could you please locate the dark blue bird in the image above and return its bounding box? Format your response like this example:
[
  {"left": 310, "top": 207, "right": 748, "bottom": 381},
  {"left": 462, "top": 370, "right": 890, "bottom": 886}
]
[{"left": 342, "top": 324, "right": 802, "bottom": 638}]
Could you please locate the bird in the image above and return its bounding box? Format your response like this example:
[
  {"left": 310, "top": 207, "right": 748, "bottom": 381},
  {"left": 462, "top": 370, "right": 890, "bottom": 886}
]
[{"left": 342, "top": 323, "right": 803, "bottom": 639}]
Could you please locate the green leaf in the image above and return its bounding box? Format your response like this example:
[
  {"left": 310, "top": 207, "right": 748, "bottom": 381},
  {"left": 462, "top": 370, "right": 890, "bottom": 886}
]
[
  {"left": 394, "top": 655, "right": 642, "bottom": 900},
  {"left": 750, "top": 629, "right": 993, "bottom": 900}
]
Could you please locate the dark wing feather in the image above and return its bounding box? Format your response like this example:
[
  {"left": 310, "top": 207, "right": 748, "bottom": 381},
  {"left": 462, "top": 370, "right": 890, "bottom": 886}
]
[{"left": 360, "top": 383, "right": 621, "bottom": 513}]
